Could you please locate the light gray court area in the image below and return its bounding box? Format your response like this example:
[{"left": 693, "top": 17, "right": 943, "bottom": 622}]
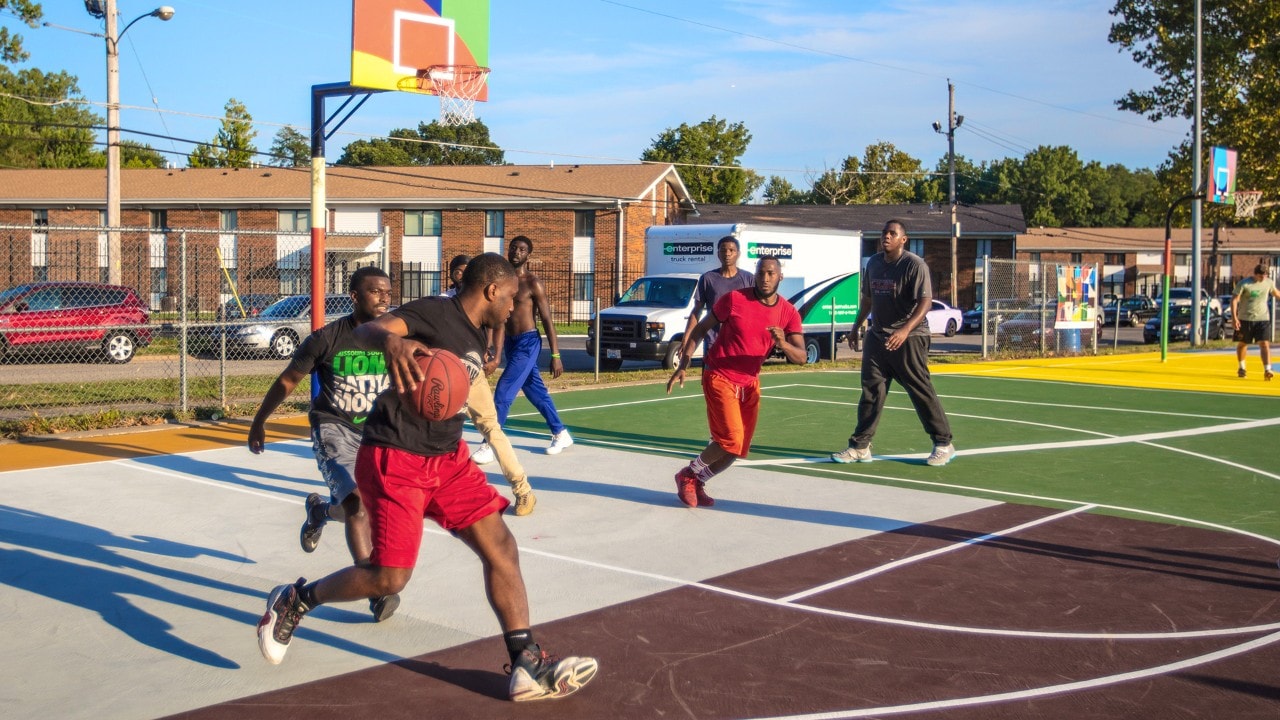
[{"left": 0, "top": 429, "right": 994, "bottom": 719}]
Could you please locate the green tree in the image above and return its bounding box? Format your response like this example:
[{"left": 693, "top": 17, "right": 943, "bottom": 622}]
[
  {"left": 641, "top": 115, "right": 763, "bottom": 204},
  {"left": 268, "top": 126, "right": 310, "bottom": 168},
  {"left": 0, "top": 0, "right": 41, "bottom": 65},
  {"left": 0, "top": 68, "right": 101, "bottom": 168},
  {"left": 913, "top": 154, "right": 987, "bottom": 205},
  {"left": 188, "top": 98, "right": 257, "bottom": 168},
  {"left": 337, "top": 120, "right": 504, "bottom": 166},
  {"left": 762, "top": 176, "right": 808, "bottom": 204},
  {"left": 1110, "top": 0, "right": 1280, "bottom": 228},
  {"left": 118, "top": 140, "right": 167, "bottom": 169},
  {"left": 809, "top": 141, "right": 923, "bottom": 205}
]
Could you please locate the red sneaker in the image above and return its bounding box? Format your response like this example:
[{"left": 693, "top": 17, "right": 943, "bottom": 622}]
[
  {"left": 674, "top": 468, "right": 699, "bottom": 507},
  {"left": 694, "top": 479, "right": 715, "bottom": 507}
]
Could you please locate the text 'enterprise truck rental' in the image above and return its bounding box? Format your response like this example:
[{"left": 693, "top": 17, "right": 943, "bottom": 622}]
[{"left": 588, "top": 224, "right": 862, "bottom": 370}]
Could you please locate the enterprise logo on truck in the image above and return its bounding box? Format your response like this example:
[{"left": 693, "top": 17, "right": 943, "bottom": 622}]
[
  {"left": 746, "top": 242, "right": 793, "bottom": 259},
  {"left": 663, "top": 242, "right": 715, "bottom": 256}
]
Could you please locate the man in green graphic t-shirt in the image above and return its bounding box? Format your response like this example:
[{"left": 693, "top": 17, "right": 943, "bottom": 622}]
[
  {"left": 248, "top": 266, "right": 399, "bottom": 621},
  {"left": 1231, "top": 264, "right": 1280, "bottom": 381}
]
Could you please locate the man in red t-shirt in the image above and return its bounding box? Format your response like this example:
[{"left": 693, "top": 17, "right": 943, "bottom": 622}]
[{"left": 666, "top": 257, "right": 807, "bottom": 507}]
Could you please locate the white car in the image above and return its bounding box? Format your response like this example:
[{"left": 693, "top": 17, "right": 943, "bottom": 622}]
[{"left": 924, "top": 300, "right": 963, "bottom": 337}]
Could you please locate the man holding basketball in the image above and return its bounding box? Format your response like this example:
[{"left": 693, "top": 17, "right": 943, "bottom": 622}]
[
  {"left": 490, "top": 235, "right": 574, "bottom": 455},
  {"left": 247, "top": 266, "right": 399, "bottom": 622},
  {"left": 666, "top": 256, "right": 807, "bottom": 507},
  {"left": 256, "top": 253, "right": 598, "bottom": 702},
  {"left": 831, "top": 219, "right": 955, "bottom": 467}
]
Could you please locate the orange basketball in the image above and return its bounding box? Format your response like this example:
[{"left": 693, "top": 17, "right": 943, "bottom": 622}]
[{"left": 404, "top": 349, "right": 469, "bottom": 421}]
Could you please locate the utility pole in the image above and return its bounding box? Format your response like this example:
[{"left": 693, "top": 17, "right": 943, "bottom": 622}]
[
  {"left": 933, "top": 80, "right": 963, "bottom": 307},
  {"left": 1190, "top": 0, "right": 1204, "bottom": 345}
]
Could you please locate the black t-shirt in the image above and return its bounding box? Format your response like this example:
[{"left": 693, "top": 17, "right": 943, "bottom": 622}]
[
  {"left": 288, "top": 315, "right": 388, "bottom": 432},
  {"left": 360, "top": 295, "right": 486, "bottom": 457},
  {"left": 864, "top": 250, "right": 932, "bottom": 338}
]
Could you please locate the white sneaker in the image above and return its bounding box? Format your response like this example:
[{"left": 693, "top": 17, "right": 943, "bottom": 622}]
[
  {"left": 546, "top": 430, "right": 574, "bottom": 455},
  {"left": 926, "top": 443, "right": 956, "bottom": 467},
  {"left": 471, "top": 442, "right": 495, "bottom": 465},
  {"left": 831, "top": 445, "right": 872, "bottom": 463}
]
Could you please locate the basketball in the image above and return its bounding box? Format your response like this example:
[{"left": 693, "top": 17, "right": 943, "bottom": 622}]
[{"left": 404, "top": 349, "right": 470, "bottom": 421}]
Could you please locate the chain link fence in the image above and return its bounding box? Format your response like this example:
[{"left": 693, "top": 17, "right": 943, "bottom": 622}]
[
  {"left": 0, "top": 223, "right": 647, "bottom": 424},
  {"left": 976, "top": 257, "right": 1102, "bottom": 358}
]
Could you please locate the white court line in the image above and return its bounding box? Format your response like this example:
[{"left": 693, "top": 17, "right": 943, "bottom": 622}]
[
  {"left": 780, "top": 504, "right": 1097, "bottom": 602},
  {"left": 102, "top": 445, "right": 1280, "bottom": 642},
  {"left": 120, "top": 459, "right": 301, "bottom": 504},
  {"left": 746, "top": 629, "right": 1280, "bottom": 720}
]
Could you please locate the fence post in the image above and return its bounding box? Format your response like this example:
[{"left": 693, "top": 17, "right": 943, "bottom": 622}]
[
  {"left": 180, "top": 229, "right": 189, "bottom": 409},
  {"left": 829, "top": 295, "right": 836, "bottom": 362},
  {"left": 981, "top": 256, "right": 989, "bottom": 359},
  {"left": 593, "top": 297, "right": 600, "bottom": 382}
]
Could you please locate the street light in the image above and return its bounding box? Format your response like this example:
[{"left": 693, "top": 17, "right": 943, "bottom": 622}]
[
  {"left": 932, "top": 80, "right": 963, "bottom": 307},
  {"left": 97, "top": 1, "right": 175, "bottom": 285}
]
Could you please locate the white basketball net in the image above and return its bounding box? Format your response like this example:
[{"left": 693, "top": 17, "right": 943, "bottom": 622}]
[
  {"left": 424, "top": 65, "right": 490, "bottom": 126},
  {"left": 1235, "top": 191, "right": 1263, "bottom": 219}
]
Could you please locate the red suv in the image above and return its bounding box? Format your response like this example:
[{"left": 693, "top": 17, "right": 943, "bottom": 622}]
[{"left": 0, "top": 282, "right": 153, "bottom": 363}]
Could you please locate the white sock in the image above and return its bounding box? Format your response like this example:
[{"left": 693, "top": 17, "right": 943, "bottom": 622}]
[{"left": 1240, "top": 360, "right": 1247, "bottom": 370}]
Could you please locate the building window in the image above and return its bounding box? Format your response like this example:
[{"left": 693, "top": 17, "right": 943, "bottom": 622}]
[
  {"left": 220, "top": 210, "right": 238, "bottom": 231},
  {"left": 405, "top": 210, "right": 442, "bottom": 236},
  {"left": 32, "top": 209, "right": 49, "bottom": 227},
  {"left": 1070, "top": 253, "right": 1083, "bottom": 264},
  {"left": 574, "top": 210, "right": 595, "bottom": 238},
  {"left": 150, "top": 210, "right": 167, "bottom": 229},
  {"left": 278, "top": 210, "right": 310, "bottom": 232},
  {"left": 485, "top": 210, "right": 504, "bottom": 238},
  {"left": 1105, "top": 253, "right": 1123, "bottom": 265}
]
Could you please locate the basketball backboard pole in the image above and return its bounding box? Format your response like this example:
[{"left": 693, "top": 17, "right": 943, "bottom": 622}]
[{"left": 308, "top": 81, "right": 383, "bottom": 400}]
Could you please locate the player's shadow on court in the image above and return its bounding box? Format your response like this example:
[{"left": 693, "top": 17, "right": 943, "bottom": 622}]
[
  {"left": 129, "top": 448, "right": 320, "bottom": 498},
  {"left": 499, "top": 476, "right": 908, "bottom": 533},
  {"left": 0, "top": 506, "right": 401, "bottom": 665},
  {"left": 395, "top": 658, "right": 509, "bottom": 700}
]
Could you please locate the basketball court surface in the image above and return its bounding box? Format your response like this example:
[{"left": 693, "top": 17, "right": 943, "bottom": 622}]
[{"left": 5, "top": 350, "right": 1280, "bottom": 719}]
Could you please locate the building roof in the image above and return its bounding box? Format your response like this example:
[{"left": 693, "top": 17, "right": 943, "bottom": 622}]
[
  {"left": 0, "top": 163, "right": 692, "bottom": 209},
  {"left": 1017, "top": 226, "right": 1280, "bottom": 253},
  {"left": 688, "top": 203, "right": 1027, "bottom": 236}
]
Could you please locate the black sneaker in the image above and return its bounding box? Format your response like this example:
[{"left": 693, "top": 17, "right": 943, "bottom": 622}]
[
  {"left": 257, "top": 578, "right": 309, "bottom": 665},
  {"left": 1239, "top": 367, "right": 1247, "bottom": 378},
  {"left": 506, "top": 644, "right": 599, "bottom": 701},
  {"left": 300, "top": 493, "right": 327, "bottom": 553},
  {"left": 369, "top": 594, "right": 400, "bottom": 622}
]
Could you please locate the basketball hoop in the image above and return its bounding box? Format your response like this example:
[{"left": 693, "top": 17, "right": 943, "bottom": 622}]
[
  {"left": 401, "top": 64, "right": 490, "bottom": 126},
  {"left": 1235, "top": 191, "right": 1263, "bottom": 219}
]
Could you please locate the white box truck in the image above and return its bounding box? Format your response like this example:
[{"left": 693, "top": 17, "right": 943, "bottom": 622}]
[{"left": 587, "top": 223, "right": 862, "bottom": 370}]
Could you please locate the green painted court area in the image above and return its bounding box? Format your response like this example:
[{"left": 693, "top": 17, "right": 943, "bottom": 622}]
[{"left": 500, "top": 368, "right": 1280, "bottom": 541}]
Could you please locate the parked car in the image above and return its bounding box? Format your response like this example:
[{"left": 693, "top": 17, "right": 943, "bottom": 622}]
[
  {"left": 193, "top": 293, "right": 355, "bottom": 359},
  {"left": 1102, "top": 295, "right": 1158, "bottom": 327},
  {"left": 1218, "top": 294, "right": 1235, "bottom": 325},
  {"left": 961, "top": 299, "right": 1019, "bottom": 334},
  {"left": 996, "top": 306, "right": 1055, "bottom": 347},
  {"left": 924, "top": 300, "right": 963, "bottom": 337},
  {"left": 220, "top": 293, "right": 279, "bottom": 320},
  {"left": 1143, "top": 306, "right": 1226, "bottom": 343},
  {"left": 1161, "top": 287, "right": 1223, "bottom": 315},
  {"left": 0, "top": 281, "right": 152, "bottom": 363}
]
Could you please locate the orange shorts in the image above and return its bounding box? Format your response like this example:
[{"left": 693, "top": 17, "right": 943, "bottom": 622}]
[
  {"left": 355, "top": 440, "right": 509, "bottom": 569},
  {"left": 702, "top": 369, "right": 760, "bottom": 458}
]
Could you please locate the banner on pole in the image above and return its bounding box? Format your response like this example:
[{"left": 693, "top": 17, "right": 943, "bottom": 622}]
[
  {"left": 1210, "top": 146, "right": 1238, "bottom": 204},
  {"left": 1054, "top": 264, "right": 1097, "bottom": 329}
]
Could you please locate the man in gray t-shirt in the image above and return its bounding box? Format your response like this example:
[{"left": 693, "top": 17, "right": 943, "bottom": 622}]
[
  {"left": 682, "top": 235, "right": 754, "bottom": 353},
  {"left": 1230, "top": 264, "right": 1280, "bottom": 380},
  {"left": 831, "top": 219, "right": 954, "bottom": 467}
]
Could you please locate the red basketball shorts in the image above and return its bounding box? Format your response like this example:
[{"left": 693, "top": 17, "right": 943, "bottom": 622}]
[
  {"left": 702, "top": 369, "right": 760, "bottom": 458},
  {"left": 355, "top": 440, "right": 509, "bottom": 568}
]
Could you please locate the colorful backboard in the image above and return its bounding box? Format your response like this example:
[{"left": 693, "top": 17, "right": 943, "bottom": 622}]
[
  {"left": 351, "top": 0, "right": 490, "bottom": 100},
  {"left": 1210, "top": 146, "right": 1237, "bottom": 205}
]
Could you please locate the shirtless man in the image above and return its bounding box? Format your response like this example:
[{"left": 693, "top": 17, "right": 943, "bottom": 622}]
[{"left": 490, "top": 235, "right": 573, "bottom": 455}]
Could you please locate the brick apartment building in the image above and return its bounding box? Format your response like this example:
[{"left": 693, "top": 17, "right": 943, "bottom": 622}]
[{"left": 0, "top": 164, "right": 694, "bottom": 317}]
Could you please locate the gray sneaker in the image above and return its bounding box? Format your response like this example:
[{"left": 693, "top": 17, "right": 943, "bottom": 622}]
[
  {"left": 507, "top": 644, "right": 599, "bottom": 701},
  {"left": 926, "top": 444, "right": 956, "bottom": 467},
  {"left": 831, "top": 445, "right": 872, "bottom": 463}
]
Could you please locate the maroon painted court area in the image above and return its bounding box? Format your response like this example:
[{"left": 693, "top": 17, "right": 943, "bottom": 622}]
[{"left": 169, "top": 504, "right": 1280, "bottom": 720}]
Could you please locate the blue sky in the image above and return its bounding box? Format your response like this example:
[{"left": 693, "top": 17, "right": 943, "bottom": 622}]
[{"left": 10, "top": 0, "right": 1186, "bottom": 189}]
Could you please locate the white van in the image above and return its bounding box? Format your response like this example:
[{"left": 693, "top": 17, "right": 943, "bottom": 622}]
[{"left": 587, "top": 224, "right": 862, "bottom": 370}]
